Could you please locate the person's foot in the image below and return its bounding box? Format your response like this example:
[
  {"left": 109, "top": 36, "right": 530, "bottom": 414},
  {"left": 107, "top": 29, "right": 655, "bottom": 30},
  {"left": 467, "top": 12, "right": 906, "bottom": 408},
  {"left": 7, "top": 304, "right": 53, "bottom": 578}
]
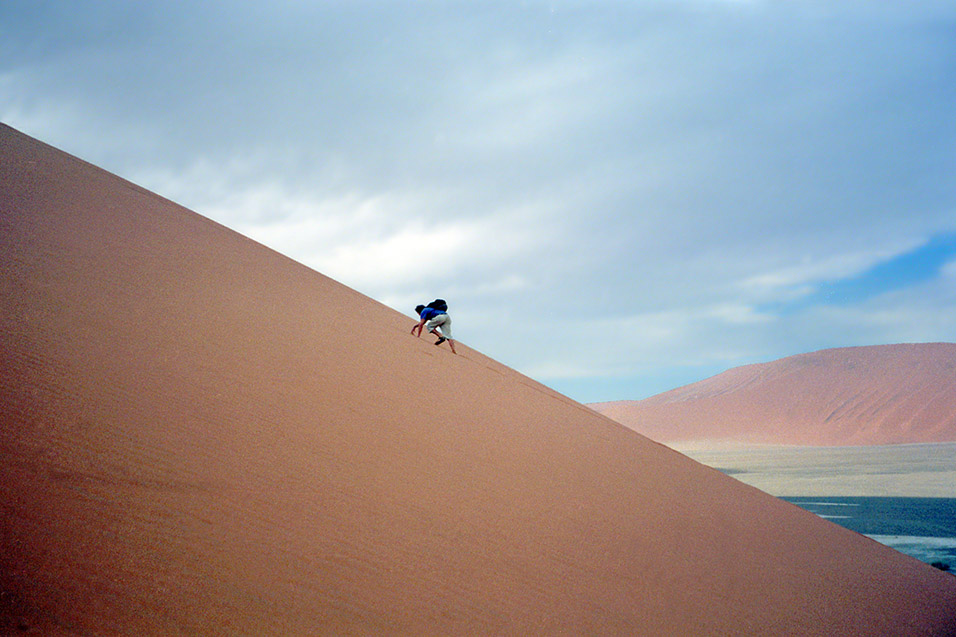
[{"left": 435, "top": 337, "right": 447, "bottom": 345}]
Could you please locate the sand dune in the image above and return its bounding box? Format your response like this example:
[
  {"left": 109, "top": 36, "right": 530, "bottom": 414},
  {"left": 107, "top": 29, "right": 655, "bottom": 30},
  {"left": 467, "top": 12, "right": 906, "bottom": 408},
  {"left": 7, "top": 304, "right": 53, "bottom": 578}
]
[
  {"left": 2, "top": 124, "right": 954, "bottom": 635},
  {"left": 591, "top": 344, "right": 956, "bottom": 447}
]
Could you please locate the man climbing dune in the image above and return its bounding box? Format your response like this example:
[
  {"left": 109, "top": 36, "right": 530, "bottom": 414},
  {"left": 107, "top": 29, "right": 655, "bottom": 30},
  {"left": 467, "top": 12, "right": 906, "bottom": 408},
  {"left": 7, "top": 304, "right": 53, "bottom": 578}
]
[{"left": 411, "top": 299, "right": 457, "bottom": 354}]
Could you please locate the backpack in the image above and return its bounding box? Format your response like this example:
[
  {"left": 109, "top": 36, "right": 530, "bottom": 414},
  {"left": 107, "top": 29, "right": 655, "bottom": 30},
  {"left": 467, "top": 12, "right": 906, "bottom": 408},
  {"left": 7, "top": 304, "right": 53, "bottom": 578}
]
[{"left": 426, "top": 298, "right": 448, "bottom": 313}]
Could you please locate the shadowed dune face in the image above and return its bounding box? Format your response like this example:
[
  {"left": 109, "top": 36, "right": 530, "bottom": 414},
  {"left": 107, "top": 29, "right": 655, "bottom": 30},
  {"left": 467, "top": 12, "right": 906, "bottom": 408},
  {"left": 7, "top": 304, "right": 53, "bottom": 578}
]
[
  {"left": 592, "top": 344, "right": 956, "bottom": 447},
  {"left": 2, "top": 124, "right": 955, "bottom": 635}
]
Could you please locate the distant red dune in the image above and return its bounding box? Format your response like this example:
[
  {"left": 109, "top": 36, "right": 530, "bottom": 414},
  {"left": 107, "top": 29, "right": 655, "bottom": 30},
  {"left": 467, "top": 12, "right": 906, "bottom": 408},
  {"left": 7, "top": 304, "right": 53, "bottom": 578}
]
[
  {"left": 2, "top": 124, "right": 954, "bottom": 635},
  {"left": 591, "top": 343, "right": 956, "bottom": 446}
]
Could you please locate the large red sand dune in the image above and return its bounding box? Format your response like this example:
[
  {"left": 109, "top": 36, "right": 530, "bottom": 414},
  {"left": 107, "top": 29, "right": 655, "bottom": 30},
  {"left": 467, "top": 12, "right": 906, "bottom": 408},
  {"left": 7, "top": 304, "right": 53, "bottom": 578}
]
[
  {"left": 591, "top": 344, "right": 956, "bottom": 447},
  {"left": 2, "top": 124, "right": 954, "bottom": 635}
]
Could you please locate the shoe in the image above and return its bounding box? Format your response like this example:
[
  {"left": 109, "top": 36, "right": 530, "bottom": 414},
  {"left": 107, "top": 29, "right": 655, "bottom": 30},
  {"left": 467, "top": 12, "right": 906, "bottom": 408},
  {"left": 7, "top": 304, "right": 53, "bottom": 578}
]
[{"left": 435, "top": 337, "right": 447, "bottom": 345}]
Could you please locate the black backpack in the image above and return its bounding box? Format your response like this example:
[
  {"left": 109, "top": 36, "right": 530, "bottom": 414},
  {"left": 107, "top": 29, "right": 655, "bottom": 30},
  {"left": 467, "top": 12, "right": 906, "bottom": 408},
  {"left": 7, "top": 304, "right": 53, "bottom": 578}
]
[{"left": 426, "top": 298, "right": 448, "bottom": 312}]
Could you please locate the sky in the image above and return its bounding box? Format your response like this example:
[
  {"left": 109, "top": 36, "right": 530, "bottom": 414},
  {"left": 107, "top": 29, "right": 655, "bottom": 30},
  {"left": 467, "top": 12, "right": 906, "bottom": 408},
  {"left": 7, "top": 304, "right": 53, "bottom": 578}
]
[{"left": 3, "top": 1, "right": 955, "bottom": 403}]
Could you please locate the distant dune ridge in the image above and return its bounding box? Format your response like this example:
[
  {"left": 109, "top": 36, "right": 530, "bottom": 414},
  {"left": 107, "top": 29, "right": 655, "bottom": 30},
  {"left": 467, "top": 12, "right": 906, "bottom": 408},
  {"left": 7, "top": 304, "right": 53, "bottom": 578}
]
[
  {"left": 2, "top": 124, "right": 954, "bottom": 635},
  {"left": 591, "top": 343, "right": 956, "bottom": 447}
]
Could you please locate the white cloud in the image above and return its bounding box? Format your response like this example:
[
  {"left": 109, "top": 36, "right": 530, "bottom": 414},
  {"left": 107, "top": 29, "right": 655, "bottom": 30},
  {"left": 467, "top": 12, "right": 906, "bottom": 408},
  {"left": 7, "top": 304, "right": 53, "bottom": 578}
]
[
  {"left": 735, "top": 243, "right": 924, "bottom": 303},
  {"left": 941, "top": 259, "right": 956, "bottom": 279},
  {"left": 704, "top": 303, "right": 773, "bottom": 325},
  {"left": 149, "top": 159, "right": 558, "bottom": 304}
]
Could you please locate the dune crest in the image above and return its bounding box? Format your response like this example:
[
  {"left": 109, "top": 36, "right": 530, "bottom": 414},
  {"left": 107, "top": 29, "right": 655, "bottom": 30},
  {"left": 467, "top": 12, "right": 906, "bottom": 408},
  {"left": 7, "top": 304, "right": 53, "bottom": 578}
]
[
  {"left": 2, "top": 124, "right": 954, "bottom": 635},
  {"left": 592, "top": 344, "right": 956, "bottom": 446}
]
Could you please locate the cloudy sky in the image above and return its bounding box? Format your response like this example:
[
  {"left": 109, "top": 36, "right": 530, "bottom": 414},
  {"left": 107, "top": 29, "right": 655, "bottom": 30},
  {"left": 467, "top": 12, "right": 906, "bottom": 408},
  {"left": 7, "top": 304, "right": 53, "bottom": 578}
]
[{"left": 3, "top": 1, "right": 955, "bottom": 402}]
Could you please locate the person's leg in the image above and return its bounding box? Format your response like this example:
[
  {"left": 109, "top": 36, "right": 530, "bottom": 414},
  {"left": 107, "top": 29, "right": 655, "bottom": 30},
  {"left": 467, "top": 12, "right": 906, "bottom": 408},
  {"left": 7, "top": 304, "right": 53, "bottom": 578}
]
[
  {"left": 426, "top": 315, "right": 455, "bottom": 352},
  {"left": 425, "top": 316, "right": 444, "bottom": 340},
  {"left": 435, "top": 314, "right": 458, "bottom": 354},
  {"left": 426, "top": 315, "right": 448, "bottom": 335},
  {"left": 437, "top": 315, "right": 455, "bottom": 353},
  {"left": 436, "top": 314, "right": 451, "bottom": 337}
]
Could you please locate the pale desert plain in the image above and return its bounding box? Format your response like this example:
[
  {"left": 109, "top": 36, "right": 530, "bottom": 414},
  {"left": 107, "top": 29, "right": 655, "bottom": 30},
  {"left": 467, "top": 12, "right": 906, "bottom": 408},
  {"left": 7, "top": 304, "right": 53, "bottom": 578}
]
[
  {"left": 2, "top": 123, "right": 955, "bottom": 635},
  {"left": 669, "top": 442, "right": 956, "bottom": 499},
  {"left": 590, "top": 343, "right": 956, "bottom": 498}
]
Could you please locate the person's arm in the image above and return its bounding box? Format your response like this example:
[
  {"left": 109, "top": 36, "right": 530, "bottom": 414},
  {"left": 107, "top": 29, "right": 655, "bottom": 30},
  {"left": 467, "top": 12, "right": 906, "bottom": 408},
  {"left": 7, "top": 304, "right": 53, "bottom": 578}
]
[{"left": 411, "top": 317, "right": 426, "bottom": 336}]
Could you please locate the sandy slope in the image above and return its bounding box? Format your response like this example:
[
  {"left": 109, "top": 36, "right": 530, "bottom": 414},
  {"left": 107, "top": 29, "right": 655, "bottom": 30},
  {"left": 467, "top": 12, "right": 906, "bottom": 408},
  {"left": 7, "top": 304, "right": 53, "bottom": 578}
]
[
  {"left": 2, "top": 124, "right": 954, "bottom": 635},
  {"left": 592, "top": 344, "right": 956, "bottom": 447}
]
